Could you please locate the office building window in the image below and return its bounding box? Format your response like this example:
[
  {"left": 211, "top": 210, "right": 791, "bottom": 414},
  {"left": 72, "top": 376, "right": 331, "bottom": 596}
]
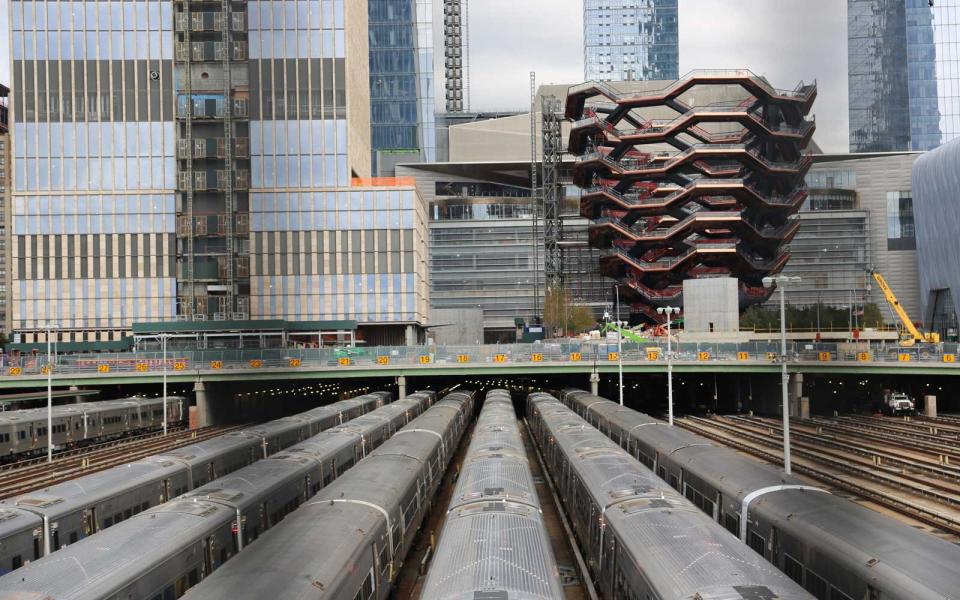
[{"left": 887, "top": 190, "right": 915, "bottom": 250}]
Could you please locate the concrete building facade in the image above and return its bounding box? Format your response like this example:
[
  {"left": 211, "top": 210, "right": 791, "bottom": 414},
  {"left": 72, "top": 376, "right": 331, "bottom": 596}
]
[
  {"left": 8, "top": 0, "right": 428, "bottom": 344},
  {"left": 774, "top": 152, "right": 922, "bottom": 321}
]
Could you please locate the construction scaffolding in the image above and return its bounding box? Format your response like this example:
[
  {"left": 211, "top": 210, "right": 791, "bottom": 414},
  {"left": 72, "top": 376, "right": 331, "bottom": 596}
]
[
  {"left": 174, "top": 0, "right": 251, "bottom": 321},
  {"left": 443, "top": 0, "right": 467, "bottom": 112},
  {"left": 540, "top": 95, "right": 564, "bottom": 291}
]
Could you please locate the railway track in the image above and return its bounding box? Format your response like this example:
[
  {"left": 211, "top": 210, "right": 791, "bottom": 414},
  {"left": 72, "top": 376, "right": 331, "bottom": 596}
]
[
  {"left": 677, "top": 416, "right": 960, "bottom": 538},
  {"left": 731, "top": 416, "right": 960, "bottom": 479},
  {"left": 0, "top": 426, "right": 191, "bottom": 473},
  {"left": 0, "top": 424, "right": 249, "bottom": 499}
]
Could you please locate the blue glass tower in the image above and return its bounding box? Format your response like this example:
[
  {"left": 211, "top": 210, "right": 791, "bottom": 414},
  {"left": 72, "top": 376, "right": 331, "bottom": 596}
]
[
  {"left": 847, "top": 0, "right": 942, "bottom": 151},
  {"left": 368, "top": 0, "right": 435, "bottom": 172},
  {"left": 583, "top": 0, "right": 679, "bottom": 82}
]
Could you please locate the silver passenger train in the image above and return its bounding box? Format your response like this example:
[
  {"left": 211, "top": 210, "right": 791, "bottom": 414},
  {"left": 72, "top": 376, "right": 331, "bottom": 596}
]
[
  {"left": 182, "top": 390, "right": 475, "bottom": 600},
  {"left": 0, "top": 391, "right": 392, "bottom": 576},
  {"left": 528, "top": 392, "right": 814, "bottom": 600},
  {"left": 559, "top": 388, "right": 960, "bottom": 600},
  {"left": 0, "top": 390, "right": 437, "bottom": 600},
  {"left": 421, "top": 389, "right": 564, "bottom": 600},
  {"left": 0, "top": 396, "right": 186, "bottom": 461}
]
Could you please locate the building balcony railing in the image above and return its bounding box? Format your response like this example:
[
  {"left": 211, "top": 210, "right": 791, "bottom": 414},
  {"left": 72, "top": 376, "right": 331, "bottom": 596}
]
[
  {"left": 176, "top": 213, "right": 250, "bottom": 237},
  {"left": 175, "top": 41, "right": 248, "bottom": 62},
  {"left": 176, "top": 137, "right": 250, "bottom": 160},
  {"left": 175, "top": 11, "right": 246, "bottom": 33}
]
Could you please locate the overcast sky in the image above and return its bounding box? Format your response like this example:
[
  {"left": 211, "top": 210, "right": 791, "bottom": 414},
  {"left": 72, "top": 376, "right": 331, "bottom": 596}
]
[{"left": 462, "top": 0, "right": 849, "bottom": 152}]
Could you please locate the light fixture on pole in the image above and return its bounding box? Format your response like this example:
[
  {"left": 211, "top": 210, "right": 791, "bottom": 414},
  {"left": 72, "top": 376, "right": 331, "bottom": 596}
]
[
  {"left": 657, "top": 305, "right": 681, "bottom": 425},
  {"left": 615, "top": 286, "right": 624, "bottom": 406},
  {"left": 44, "top": 321, "right": 58, "bottom": 463},
  {"left": 763, "top": 274, "right": 801, "bottom": 474},
  {"left": 161, "top": 333, "right": 169, "bottom": 436}
]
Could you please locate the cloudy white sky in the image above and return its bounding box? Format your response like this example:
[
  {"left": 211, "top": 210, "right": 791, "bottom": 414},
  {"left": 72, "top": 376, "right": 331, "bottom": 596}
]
[{"left": 462, "top": 0, "right": 849, "bottom": 152}]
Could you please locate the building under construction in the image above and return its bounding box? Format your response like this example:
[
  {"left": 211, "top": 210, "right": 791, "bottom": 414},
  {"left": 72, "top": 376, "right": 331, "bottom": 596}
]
[{"left": 567, "top": 70, "right": 817, "bottom": 322}]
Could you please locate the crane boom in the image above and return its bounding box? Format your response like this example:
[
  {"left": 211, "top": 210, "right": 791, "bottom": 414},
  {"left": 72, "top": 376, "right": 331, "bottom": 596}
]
[{"left": 869, "top": 269, "right": 938, "bottom": 343}]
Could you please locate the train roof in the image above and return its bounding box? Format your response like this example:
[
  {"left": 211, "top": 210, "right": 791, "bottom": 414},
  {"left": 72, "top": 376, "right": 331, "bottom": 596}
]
[
  {"left": 0, "top": 499, "right": 235, "bottom": 599},
  {"left": 3, "top": 458, "right": 184, "bottom": 517}
]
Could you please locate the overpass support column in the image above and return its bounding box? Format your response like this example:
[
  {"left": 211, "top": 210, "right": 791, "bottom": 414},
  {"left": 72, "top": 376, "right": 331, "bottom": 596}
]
[
  {"left": 397, "top": 375, "right": 407, "bottom": 400},
  {"left": 69, "top": 385, "right": 83, "bottom": 403},
  {"left": 788, "top": 372, "right": 804, "bottom": 417},
  {"left": 589, "top": 371, "right": 600, "bottom": 396},
  {"left": 925, "top": 395, "right": 938, "bottom": 418},
  {"left": 194, "top": 380, "right": 212, "bottom": 428}
]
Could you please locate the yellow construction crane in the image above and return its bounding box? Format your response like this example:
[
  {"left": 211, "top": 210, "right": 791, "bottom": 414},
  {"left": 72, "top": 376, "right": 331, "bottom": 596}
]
[{"left": 868, "top": 268, "right": 940, "bottom": 345}]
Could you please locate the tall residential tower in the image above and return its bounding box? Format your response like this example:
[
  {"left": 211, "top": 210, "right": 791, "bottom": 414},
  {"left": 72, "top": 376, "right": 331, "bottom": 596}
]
[{"left": 583, "top": 0, "right": 679, "bottom": 82}]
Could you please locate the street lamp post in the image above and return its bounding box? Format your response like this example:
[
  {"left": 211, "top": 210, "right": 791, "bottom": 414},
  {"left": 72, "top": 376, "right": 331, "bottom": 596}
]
[
  {"left": 45, "top": 321, "right": 57, "bottom": 463},
  {"left": 763, "top": 275, "right": 801, "bottom": 474},
  {"left": 657, "top": 306, "right": 681, "bottom": 425},
  {"left": 615, "top": 287, "right": 623, "bottom": 406},
  {"left": 161, "top": 333, "right": 168, "bottom": 436}
]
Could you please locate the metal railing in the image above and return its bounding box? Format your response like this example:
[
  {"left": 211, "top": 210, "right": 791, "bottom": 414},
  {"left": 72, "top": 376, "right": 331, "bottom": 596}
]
[{"left": 2, "top": 341, "right": 957, "bottom": 379}]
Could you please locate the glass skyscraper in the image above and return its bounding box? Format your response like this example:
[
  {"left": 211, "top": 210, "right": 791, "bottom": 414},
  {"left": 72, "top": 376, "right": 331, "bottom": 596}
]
[
  {"left": 583, "top": 0, "right": 679, "bottom": 82},
  {"left": 368, "top": 0, "right": 435, "bottom": 172},
  {"left": 8, "top": 0, "right": 429, "bottom": 343},
  {"left": 847, "top": 0, "right": 960, "bottom": 152}
]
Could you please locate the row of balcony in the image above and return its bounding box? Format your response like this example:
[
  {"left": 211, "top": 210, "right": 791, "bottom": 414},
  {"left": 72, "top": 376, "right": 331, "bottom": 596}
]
[
  {"left": 176, "top": 213, "right": 250, "bottom": 237},
  {"left": 176, "top": 169, "right": 250, "bottom": 192},
  {"left": 176, "top": 97, "right": 249, "bottom": 120},
  {"left": 177, "top": 137, "right": 250, "bottom": 160},
  {"left": 175, "top": 41, "right": 248, "bottom": 62},
  {"left": 175, "top": 12, "right": 247, "bottom": 34}
]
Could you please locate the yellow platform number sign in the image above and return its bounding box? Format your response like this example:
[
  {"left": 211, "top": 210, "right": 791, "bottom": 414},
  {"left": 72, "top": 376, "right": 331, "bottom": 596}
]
[
  {"left": 737, "top": 352, "right": 750, "bottom": 361},
  {"left": 647, "top": 350, "right": 661, "bottom": 361},
  {"left": 8, "top": 367, "right": 22, "bottom": 376},
  {"left": 569, "top": 352, "right": 582, "bottom": 362},
  {"left": 97, "top": 364, "right": 110, "bottom": 373},
  {"left": 898, "top": 353, "right": 912, "bottom": 362},
  {"left": 697, "top": 352, "right": 710, "bottom": 361},
  {"left": 493, "top": 354, "right": 507, "bottom": 363},
  {"left": 135, "top": 363, "right": 149, "bottom": 372},
  {"left": 818, "top": 352, "right": 832, "bottom": 362},
  {"left": 456, "top": 354, "right": 469, "bottom": 363},
  {"left": 376, "top": 356, "right": 390, "bottom": 365},
  {"left": 288, "top": 358, "right": 302, "bottom": 368},
  {"left": 944, "top": 354, "right": 956, "bottom": 364},
  {"left": 338, "top": 357, "right": 352, "bottom": 366},
  {"left": 857, "top": 352, "right": 871, "bottom": 362},
  {"left": 174, "top": 361, "right": 187, "bottom": 371},
  {"left": 608, "top": 352, "right": 620, "bottom": 361},
  {"left": 249, "top": 359, "right": 263, "bottom": 369},
  {"left": 419, "top": 355, "right": 432, "bottom": 365},
  {"left": 531, "top": 353, "right": 543, "bottom": 362},
  {"left": 40, "top": 365, "right": 52, "bottom": 375},
  {"left": 210, "top": 361, "right": 223, "bottom": 370}
]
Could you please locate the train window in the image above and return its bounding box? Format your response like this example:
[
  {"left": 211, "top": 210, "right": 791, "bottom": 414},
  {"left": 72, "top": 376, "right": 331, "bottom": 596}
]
[
  {"left": 747, "top": 531, "right": 765, "bottom": 557},
  {"left": 669, "top": 474, "right": 679, "bottom": 490},
  {"left": 784, "top": 554, "right": 803, "bottom": 585},
  {"left": 105, "top": 517, "right": 114, "bottom": 527},
  {"left": 142, "top": 502, "right": 150, "bottom": 512},
  {"left": 69, "top": 532, "right": 78, "bottom": 544},
  {"left": 867, "top": 586, "right": 880, "bottom": 600},
  {"left": 124, "top": 509, "right": 133, "bottom": 520},
  {"left": 11, "top": 555, "right": 21, "bottom": 570},
  {"left": 831, "top": 585, "right": 854, "bottom": 600},
  {"left": 804, "top": 569, "right": 828, "bottom": 600},
  {"left": 724, "top": 513, "right": 740, "bottom": 536}
]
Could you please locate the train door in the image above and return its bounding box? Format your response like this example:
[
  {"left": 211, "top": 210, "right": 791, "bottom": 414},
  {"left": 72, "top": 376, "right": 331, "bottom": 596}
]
[
  {"left": 32, "top": 529, "right": 42, "bottom": 560},
  {"left": 770, "top": 526, "right": 781, "bottom": 566},
  {"left": 161, "top": 479, "right": 172, "bottom": 503},
  {"left": 28, "top": 423, "right": 35, "bottom": 449},
  {"left": 82, "top": 508, "right": 96, "bottom": 536},
  {"left": 203, "top": 535, "right": 216, "bottom": 572},
  {"left": 207, "top": 462, "right": 216, "bottom": 482},
  {"left": 303, "top": 475, "right": 311, "bottom": 501}
]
